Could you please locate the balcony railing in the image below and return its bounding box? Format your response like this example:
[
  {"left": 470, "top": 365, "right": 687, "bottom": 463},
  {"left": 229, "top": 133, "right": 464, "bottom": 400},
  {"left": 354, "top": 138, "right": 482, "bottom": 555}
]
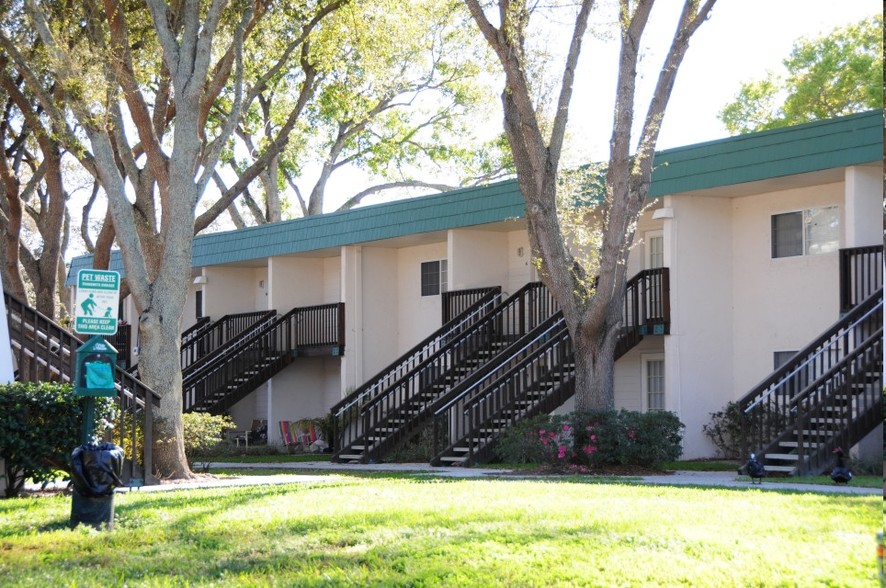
[{"left": 839, "top": 245, "right": 883, "bottom": 313}]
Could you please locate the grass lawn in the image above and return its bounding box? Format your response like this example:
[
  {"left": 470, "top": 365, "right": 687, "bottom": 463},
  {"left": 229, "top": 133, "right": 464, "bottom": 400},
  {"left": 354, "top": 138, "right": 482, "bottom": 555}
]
[{"left": 0, "top": 473, "right": 880, "bottom": 587}]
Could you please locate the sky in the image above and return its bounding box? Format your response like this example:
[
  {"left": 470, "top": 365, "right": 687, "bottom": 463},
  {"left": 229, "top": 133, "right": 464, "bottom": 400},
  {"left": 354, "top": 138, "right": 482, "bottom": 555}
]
[
  {"left": 64, "top": 0, "right": 883, "bottom": 255},
  {"left": 564, "top": 0, "right": 881, "bottom": 163},
  {"left": 315, "top": 0, "right": 881, "bottom": 210}
]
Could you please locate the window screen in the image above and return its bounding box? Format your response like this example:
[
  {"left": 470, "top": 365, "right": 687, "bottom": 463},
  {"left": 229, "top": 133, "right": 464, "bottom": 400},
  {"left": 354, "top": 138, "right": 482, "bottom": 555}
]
[
  {"left": 421, "top": 260, "right": 447, "bottom": 296},
  {"left": 771, "top": 212, "right": 803, "bottom": 258},
  {"left": 772, "top": 207, "right": 839, "bottom": 258}
]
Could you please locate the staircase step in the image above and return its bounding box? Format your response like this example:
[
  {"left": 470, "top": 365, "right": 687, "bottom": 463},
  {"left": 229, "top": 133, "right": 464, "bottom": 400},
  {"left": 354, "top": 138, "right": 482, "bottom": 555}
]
[
  {"left": 764, "top": 453, "right": 799, "bottom": 461},
  {"left": 793, "top": 429, "right": 833, "bottom": 437},
  {"left": 765, "top": 465, "right": 796, "bottom": 473},
  {"left": 437, "top": 456, "right": 467, "bottom": 463},
  {"left": 778, "top": 441, "right": 819, "bottom": 449},
  {"left": 335, "top": 454, "right": 364, "bottom": 461}
]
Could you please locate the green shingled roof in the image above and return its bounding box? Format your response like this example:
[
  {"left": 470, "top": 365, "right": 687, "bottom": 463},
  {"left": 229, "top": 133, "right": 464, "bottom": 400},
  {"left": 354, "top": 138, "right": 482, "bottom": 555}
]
[
  {"left": 191, "top": 178, "right": 524, "bottom": 268},
  {"left": 648, "top": 110, "right": 881, "bottom": 196},
  {"left": 66, "top": 111, "right": 882, "bottom": 286}
]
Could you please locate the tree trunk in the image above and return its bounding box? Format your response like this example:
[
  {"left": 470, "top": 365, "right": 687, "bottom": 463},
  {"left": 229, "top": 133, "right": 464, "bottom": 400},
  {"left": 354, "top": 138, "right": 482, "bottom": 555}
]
[
  {"left": 260, "top": 157, "right": 281, "bottom": 222},
  {"left": 572, "top": 327, "right": 617, "bottom": 412},
  {"left": 138, "top": 307, "right": 190, "bottom": 478}
]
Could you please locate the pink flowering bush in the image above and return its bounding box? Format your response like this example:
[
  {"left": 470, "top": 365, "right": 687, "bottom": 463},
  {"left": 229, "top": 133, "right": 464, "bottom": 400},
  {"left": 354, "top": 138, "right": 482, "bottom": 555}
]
[{"left": 495, "top": 409, "right": 684, "bottom": 469}]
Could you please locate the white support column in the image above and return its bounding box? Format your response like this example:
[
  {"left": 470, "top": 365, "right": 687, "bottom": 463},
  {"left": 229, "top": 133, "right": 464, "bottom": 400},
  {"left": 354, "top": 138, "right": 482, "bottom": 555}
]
[
  {"left": 844, "top": 166, "right": 882, "bottom": 247},
  {"left": 0, "top": 293, "right": 14, "bottom": 496},
  {"left": 340, "top": 245, "right": 364, "bottom": 397}
]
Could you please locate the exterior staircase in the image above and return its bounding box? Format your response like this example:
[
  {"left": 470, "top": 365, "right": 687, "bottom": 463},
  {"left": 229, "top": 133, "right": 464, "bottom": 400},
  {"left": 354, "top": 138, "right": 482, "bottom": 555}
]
[
  {"left": 182, "top": 303, "right": 344, "bottom": 414},
  {"left": 331, "top": 284, "right": 547, "bottom": 463},
  {"left": 332, "top": 269, "right": 670, "bottom": 465},
  {"left": 431, "top": 268, "right": 670, "bottom": 466},
  {"left": 738, "top": 245, "right": 883, "bottom": 475},
  {"left": 180, "top": 311, "right": 277, "bottom": 372}
]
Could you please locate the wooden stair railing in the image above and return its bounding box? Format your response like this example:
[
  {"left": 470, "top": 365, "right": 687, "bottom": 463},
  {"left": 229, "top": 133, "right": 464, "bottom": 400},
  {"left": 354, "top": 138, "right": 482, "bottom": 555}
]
[
  {"left": 330, "top": 287, "right": 502, "bottom": 459},
  {"left": 332, "top": 284, "right": 553, "bottom": 463},
  {"left": 4, "top": 292, "right": 160, "bottom": 485},
  {"left": 182, "top": 303, "right": 344, "bottom": 415},
  {"left": 181, "top": 310, "right": 278, "bottom": 371},
  {"left": 442, "top": 287, "right": 502, "bottom": 324},
  {"left": 839, "top": 245, "right": 883, "bottom": 313},
  {"left": 330, "top": 287, "right": 501, "bottom": 422},
  {"left": 334, "top": 269, "right": 669, "bottom": 465},
  {"left": 432, "top": 314, "right": 573, "bottom": 466},
  {"left": 427, "top": 269, "right": 670, "bottom": 466},
  {"left": 179, "top": 316, "right": 212, "bottom": 361},
  {"left": 739, "top": 288, "right": 883, "bottom": 475},
  {"left": 128, "top": 311, "right": 273, "bottom": 376}
]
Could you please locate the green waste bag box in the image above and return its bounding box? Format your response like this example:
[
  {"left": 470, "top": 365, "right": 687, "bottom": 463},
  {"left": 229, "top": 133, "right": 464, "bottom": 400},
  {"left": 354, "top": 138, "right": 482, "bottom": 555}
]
[{"left": 74, "top": 336, "right": 118, "bottom": 397}]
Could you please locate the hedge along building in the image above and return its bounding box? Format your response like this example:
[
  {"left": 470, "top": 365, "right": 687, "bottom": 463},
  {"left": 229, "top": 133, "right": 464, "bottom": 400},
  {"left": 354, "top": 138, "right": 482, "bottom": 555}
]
[{"left": 67, "top": 111, "right": 883, "bottom": 469}]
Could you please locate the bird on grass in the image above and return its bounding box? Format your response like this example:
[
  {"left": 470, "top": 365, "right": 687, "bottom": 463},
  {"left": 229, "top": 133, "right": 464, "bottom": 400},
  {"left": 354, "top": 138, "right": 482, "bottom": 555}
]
[
  {"left": 830, "top": 447, "right": 852, "bottom": 485},
  {"left": 738, "top": 453, "right": 766, "bottom": 484}
]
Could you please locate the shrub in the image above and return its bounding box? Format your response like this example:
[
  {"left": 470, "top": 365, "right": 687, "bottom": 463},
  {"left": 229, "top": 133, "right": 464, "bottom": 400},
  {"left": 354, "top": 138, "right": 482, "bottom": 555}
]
[
  {"left": 495, "top": 414, "right": 560, "bottom": 464},
  {"left": 702, "top": 402, "right": 748, "bottom": 460},
  {"left": 496, "top": 409, "right": 684, "bottom": 469},
  {"left": 386, "top": 420, "right": 439, "bottom": 462},
  {"left": 182, "top": 412, "right": 235, "bottom": 469},
  {"left": 0, "top": 382, "right": 114, "bottom": 498}
]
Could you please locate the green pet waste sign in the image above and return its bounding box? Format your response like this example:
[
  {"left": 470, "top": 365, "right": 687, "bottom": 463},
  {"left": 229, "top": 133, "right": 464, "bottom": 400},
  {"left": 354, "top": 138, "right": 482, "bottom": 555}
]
[{"left": 74, "top": 269, "right": 120, "bottom": 336}]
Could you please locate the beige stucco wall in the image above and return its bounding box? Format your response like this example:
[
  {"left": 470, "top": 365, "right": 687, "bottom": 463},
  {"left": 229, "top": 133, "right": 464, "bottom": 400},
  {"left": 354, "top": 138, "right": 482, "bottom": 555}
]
[
  {"left": 396, "top": 242, "right": 447, "bottom": 353},
  {"left": 844, "top": 165, "right": 882, "bottom": 247},
  {"left": 269, "top": 257, "right": 326, "bottom": 309},
  {"left": 731, "top": 182, "right": 842, "bottom": 395},
  {"left": 661, "top": 178, "right": 853, "bottom": 458},
  {"left": 265, "top": 358, "right": 342, "bottom": 444},
  {"left": 339, "top": 245, "right": 400, "bottom": 395},
  {"left": 507, "top": 230, "right": 534, "bottom": 293},
  {"left": 449, "top": 229, "right": 509, "bottom": 291},
  {"left": 662, "top": 193, "right": 735, "bottom": 458},
  {"left": 202, "top": 266, "right": 267, "bottom": 318}
]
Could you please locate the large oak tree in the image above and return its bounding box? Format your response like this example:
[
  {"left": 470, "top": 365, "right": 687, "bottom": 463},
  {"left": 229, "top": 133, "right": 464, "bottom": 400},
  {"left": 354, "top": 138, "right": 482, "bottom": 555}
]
[
  {"left": 465, "top": 0, "right": 716, "bottom": 411},
  {"left": 7, "top": 0, "right": 345, "bottom": 478}
]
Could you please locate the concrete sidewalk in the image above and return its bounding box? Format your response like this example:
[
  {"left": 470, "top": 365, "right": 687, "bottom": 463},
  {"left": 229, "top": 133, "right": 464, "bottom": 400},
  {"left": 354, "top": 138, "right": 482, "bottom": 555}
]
[{"left": 123, "top": 461, "right": 879, "bottom": 496}]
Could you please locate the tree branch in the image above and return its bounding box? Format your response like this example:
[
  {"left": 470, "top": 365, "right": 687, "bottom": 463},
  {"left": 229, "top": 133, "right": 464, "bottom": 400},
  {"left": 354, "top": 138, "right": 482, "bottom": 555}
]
[{"left": 337, "top": 181, "right": 457, "bottom": 211}]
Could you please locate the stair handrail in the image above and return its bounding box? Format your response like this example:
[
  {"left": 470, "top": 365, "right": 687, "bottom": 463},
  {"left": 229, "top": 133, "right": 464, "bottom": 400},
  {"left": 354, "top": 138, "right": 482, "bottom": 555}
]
[
  {"left": 430, "top": 269, "right": 669, "bottom": 417},
  {"left": 182, "top": 302, "right": 343, "bottom": 403},
  {"left": 331, "top": 287, "right": 503, "bottom": 418},
  {"left": 741, "top": 288, "right": 882, "bottom": 414},
  {"left": 5, "top": 291, "right": 160, "bottom": 483},
  {"left": 181, "top": 310, "right": 278, "bottom": 372},
  {"left": 4, "top": 291, "right": 162, "bottom": 407},
  {"left": 180, "top": 315, "right": 212, "bottom": 345},
  {"left": 182, "top": 306, "right": 303, "bottom": 388},
  {"left": 355, "top": 283, "right": 554, "bottom": 416},
  {"left": 431, "top": 317, "right": 573, "bottom": 465},
  {"left": 466, "top": 327, "right": 573, "bottom": 416},
  {"left": 786, "top": 325, "right": 883, "bottom": 409},
  {"left": 431, "top": 313, "right": 568, "bottom": 417},
  {"left": 759, "top": 323, "right": 882, "bottom": 475}
]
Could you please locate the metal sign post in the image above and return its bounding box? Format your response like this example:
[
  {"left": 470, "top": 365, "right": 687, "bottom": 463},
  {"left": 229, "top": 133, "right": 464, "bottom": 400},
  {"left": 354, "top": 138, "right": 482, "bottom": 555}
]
[{"left": 72, "top": 270, "right": 121, "bottom": 444}]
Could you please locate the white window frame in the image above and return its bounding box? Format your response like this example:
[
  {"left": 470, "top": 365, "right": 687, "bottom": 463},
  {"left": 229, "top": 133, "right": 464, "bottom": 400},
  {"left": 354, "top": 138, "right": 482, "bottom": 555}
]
[
  {"left": 420, "top": 259, "right": 448, "bottom": 297},
  {"left": 771, "top": 206, "right": 839, "bottom": 259},
  {"left": 644, "top": 230, "right": 664, "bottom": 270},
  {"left": 642, "top": 353, "right": 665, "bottom": 412}
]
